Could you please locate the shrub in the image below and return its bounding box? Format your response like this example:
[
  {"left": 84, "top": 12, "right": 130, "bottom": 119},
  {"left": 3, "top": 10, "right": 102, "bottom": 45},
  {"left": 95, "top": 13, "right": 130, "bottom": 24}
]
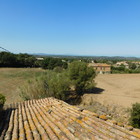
[
  {"left": 130, "top": 103, "right": 140, "bottom": 128},
  {"left": 20, "top": 71, "right": 71, "bottom": 101},
  {"left": 19, "top": 76, "right": 48, "bottom": 100},
  {"left": 45, "top": 71, "right": 70, "bottom": 100},
  {"left": 0, "top": 94, "right": 6, "bottom": 111}
]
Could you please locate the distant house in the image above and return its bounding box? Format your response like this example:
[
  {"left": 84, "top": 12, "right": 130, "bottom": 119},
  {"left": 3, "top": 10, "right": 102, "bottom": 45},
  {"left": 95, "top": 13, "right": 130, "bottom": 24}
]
[
  {"left": 115, "top": 61, "right": 129, "bottom": 68},
  {"left": 89, "top": 63, "right": 111, "bottom": 74},
  {"left": 36, "top": 57, "right": 44, "bottom": 61},
  {"left": 131, "top": 61, "right": 140, "bottom": 65}
]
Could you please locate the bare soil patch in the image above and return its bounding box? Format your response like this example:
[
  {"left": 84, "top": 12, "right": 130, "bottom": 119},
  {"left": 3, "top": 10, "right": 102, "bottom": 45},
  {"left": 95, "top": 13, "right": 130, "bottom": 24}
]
[{"left": 82, "top": 74, "right": 140, "bottom": 108}]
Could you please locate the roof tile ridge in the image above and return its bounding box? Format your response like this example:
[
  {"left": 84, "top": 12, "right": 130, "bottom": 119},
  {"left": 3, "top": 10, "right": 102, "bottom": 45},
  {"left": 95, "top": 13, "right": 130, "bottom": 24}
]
[
  {"left": 18, "top": 103, "right": 26, "bottom": 140},
  {"left": 21, "top": 103, "right": 34, "bottom": 140},
  {"left": 34, "top": 101, "right": 70, "bottom": 140},
  {"left": 27, "top": 100, "right": 50, "bottom": 140},
  {"left": 52, "top": 103, "right": 110, "bottom": 139},
  {"left": 31, "top": 101, "right": 59, "bottom": 140},
  {"left": 25, "top": 101, "right": 42, "bottom": 139},
  {"left": 39, "top": 101, "right": 77, "bottom": 140},
  {"left": 4, "top": 109, "right": 15, "bottom": 140}
]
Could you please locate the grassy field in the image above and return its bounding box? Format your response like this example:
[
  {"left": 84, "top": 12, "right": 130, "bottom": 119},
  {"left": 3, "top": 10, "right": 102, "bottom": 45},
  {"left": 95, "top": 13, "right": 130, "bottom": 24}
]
[
  {"left": 0, "top": 68, "right": 44, "bottom": 104},
  {"left": 83, "top": 74, "right": 140, "bottom": 108}
]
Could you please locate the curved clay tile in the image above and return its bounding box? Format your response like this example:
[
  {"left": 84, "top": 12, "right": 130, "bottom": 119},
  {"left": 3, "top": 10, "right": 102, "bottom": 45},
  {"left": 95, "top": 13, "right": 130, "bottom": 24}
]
[{"left": 0, "top": 98, "right": 140, "bottom": 140}]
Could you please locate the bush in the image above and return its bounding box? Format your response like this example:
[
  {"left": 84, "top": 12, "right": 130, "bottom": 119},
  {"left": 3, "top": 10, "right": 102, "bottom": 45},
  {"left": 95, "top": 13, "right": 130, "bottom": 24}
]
[
  {"left": 130, "top": 103, "right": 140, "bottom": 128},
  {"left": 45, "top": 71, "right": 70, "bottom": 100},
  {"left": 0, "top": 94, "right": 6, "bottom": 111},
  {"left": 20, "top": 71, "right": 71, "bottom": 101},
  {"left": 20, "top": 76, "right": 48, "bottom": 100}
]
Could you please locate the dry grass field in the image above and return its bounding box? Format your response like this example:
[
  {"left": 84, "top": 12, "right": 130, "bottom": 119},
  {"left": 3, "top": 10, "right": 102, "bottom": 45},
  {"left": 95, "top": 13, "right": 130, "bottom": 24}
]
[
  {"left": 1, "top": 68, "right": 140, "bottom": 108},
  {"left": 0, "top": 68, "right": 44, "bottom": 104},
  {"left": 83, "top": 74, "right": 140, "bottom": 108}
]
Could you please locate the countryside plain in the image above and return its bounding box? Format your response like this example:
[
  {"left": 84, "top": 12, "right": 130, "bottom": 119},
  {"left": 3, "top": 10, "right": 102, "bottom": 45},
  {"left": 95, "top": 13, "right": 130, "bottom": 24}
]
[{"left": 1, "top": 68, "right": 140, "bottom": 108}]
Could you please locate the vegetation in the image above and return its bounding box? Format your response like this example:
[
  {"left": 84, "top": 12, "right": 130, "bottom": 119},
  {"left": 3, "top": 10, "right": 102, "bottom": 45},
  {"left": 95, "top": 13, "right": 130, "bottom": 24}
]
[
  {"left": 0, "top": 52, "right": 38, "bottom": 67},
  {"left": 20, "top": 70, "right": 70, "bottom": 101},
  {"left": 42, "top": 57, "right": 67, "bottom": 70},
  {"left": 69, "top": 61, "right": 96, "bottom": 94},
  {"left": 111, "top": 65, "right": 129, "bottom": 74},
  {"left": 0, "top": 94, "right": 6, "bottom": 111},
  {"left": 0, "top": 68, "right": 46, "bottom": 104},
  {"left": 2, "top": 51, "right": 140, "bottom": 74},
  {"left": 130, "top": 103, "right": 140, "bottom": 128},
  {"left": 111, "top": 64, "right": 140, "bottom": 74},
  {"left": 20, "top": 61, "right": 96, "bottom": 101},
  {"left": 0, "top": 52, "right": 68, "bottom": 70}
]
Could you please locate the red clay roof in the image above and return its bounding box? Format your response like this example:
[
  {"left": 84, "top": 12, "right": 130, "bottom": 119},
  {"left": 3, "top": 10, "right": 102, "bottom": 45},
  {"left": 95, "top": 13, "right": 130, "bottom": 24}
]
[{"left": 0, "top": 97, "right": 140, "bottom": 140}]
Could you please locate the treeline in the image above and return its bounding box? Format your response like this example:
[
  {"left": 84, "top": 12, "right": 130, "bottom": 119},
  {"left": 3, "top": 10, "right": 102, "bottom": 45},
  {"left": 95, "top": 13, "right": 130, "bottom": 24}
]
[
  {"left": 111, "top": 64, "right": 140, "bottom": 74},
  {"left": 0, "top": 52, "right": 67, "bottom": 69},
  {"left": 0, "top": 52, "right": 37, "bottom": 67}
]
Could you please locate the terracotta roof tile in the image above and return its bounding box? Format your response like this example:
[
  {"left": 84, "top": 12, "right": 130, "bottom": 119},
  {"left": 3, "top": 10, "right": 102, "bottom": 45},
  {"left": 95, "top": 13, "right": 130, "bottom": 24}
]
[{"left": 0, "top": 97, "right": 140, "bottom": 140}]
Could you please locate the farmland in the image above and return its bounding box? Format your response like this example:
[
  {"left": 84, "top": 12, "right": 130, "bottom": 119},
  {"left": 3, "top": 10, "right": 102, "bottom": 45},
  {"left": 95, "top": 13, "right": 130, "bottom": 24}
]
[
  {"left": 83, "top": 74, "right": 140, "bottom": 108},
  {"left": 1, "top": 68, "right": 140, "bottom": 108}
]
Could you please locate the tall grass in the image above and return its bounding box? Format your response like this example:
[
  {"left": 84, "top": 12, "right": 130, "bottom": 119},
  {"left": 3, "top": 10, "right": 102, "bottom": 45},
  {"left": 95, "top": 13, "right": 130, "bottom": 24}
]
[{"left": 19, "top": 70, "right": 71, "bottom": 101}]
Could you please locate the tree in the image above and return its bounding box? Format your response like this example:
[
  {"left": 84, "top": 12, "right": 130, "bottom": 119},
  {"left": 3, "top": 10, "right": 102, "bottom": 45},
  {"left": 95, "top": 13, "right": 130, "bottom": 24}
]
[
  {"left": 41, "top": 57, "right": 68, "bottom": 70},
  {"left": 130, "top": 103, "right": 140, "bottom": 128},
  {"left": 68, "top": 61, "right": 96, "bottom": 94},
  {"left": 0, "top": 52, "right": 17, "bottom": 67},
  {"left": 129, "top": 63, "right": 137, "bottom": 70}
]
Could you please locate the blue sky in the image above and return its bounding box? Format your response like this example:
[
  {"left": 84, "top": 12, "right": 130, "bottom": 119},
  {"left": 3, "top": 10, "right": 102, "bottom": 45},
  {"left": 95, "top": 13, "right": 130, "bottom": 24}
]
[{"left": 0, "top": 0, "right": 140, "bottom": 56}]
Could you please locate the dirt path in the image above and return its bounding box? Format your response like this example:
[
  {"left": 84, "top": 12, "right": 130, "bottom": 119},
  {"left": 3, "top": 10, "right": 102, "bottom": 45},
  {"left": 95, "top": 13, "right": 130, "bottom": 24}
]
[{"left": 84, "top": 74, "right": 140, "bottom": 108}]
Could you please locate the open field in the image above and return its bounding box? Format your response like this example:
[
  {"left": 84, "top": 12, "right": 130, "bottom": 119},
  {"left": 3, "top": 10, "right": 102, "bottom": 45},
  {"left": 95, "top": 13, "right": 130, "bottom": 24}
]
[
  {"left": 1, "top": 68, "right": 140, "bottom": 108},
  {"left": 83, "top": 74, "right": 140, "bottom": 108},
  {"left": 0, "top": 68, "right": 44, "bottom": 104}
]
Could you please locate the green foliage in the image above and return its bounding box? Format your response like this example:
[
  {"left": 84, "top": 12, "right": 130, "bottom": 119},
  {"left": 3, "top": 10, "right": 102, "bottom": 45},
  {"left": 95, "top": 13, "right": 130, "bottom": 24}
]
[
  {"left": 44, "top": 71, "right": 70, "bottom": 100},
  {"left": 0, "top": 52, "right": 37, "bottom": 67},
  {"left": 20, "top": 61, "right": 96, "bottom": 101},
  {"left": 129, "top": 63, "right": 137, "bottom": 70},
  {"left": 42, "top": 57, "right": 68, "bottom": 70},
  {"left": 68, "top": 61, "right": 96, "bottom": 94},
  {"left": 0, "top": 52, "right": 17, "bottom": 67},
  {"left": 130, "top": 103, "right": 140, "bottom": 128},
  {"left": 0, "top": 94, "right": 6, "bottom": 110},
  {"left": 20, "top": 71, "right": 70, "bottom": 101},
  {"left": 111, "top": 66, "right": 130, "bottom": 74},
  {"left": 20, "top": 75, "right": 48, "bottom": 100}
]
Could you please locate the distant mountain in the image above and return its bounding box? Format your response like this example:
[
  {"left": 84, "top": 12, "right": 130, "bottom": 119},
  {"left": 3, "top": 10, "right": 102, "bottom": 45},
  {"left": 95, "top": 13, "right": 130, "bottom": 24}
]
[{"left": 31, "top": 53, "right": 140, "bottom": 60}]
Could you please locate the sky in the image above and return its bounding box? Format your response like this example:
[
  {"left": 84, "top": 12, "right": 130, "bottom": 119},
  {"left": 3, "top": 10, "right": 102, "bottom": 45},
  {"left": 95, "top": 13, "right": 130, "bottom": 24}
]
[{"left": 0, "top": 0, "right": 140, "bottom": 56}]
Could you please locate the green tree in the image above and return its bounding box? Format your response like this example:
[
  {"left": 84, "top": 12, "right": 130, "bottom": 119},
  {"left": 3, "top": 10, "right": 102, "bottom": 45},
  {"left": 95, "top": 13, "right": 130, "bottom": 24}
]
[
  {"left": 0, "top": 52, "right": 17, "bottom": 67},
  {"left": 129, "top": 63, "right": 137, "bottom": 70},
  {"left": 130, "top": 103, "right": 140, "bottom": 128},
  {"left": 68, "top": 61, "right": 96, "bottom": 95},
  {"left": 42, "top": 57, "right": 68, "bottom": 70}
]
